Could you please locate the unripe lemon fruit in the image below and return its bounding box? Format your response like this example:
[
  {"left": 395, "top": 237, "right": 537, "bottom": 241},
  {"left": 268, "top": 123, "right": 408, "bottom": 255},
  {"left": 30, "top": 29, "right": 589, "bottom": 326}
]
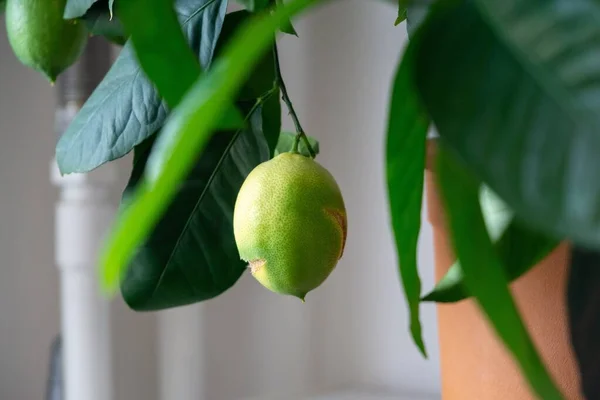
[
  {"left": 233, "top": 152, "right": 347, "bottom": 301},
  {"left": 5, "top": 0, "right": 88, "bottom": 83}
]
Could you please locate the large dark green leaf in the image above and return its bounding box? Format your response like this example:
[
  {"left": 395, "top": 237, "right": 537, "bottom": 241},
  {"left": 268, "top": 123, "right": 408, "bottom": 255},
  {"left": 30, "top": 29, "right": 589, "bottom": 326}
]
[
  {"left": 120, "top": 102, "right": 271, "bottom": 310},
  {"left": 385, "top": 38, "right": 429, "bottom": 356},
  {"left": 56, "top": 0, "right": 228, "bottom": 174},
  {"left": 218, "top": 12, "right": 276, "bottom": 101},
  {"left": 422, "top": 219, "right": 559, "bottom": 302},
  {"left": 568, "top": 246, "right": 600, "bottom": 400},
  {"left": 437, "top": 145, "right": 564, "bottom": 400},
  {"left": 81, "top": 0, "right": 126, "bottom": 45},
  {"left": 117, "top": 10, "right": 282, "bottom": 309},
  {"left": 215, "top": 10, "right": 282, "bottom": 156},
  {"left": 64, "top": 0, "right": 99, "bottom": 19},
  {"left": 413, "top": 0, "right": 600, "bottom": 249},
  {"left": 100, "top": 0, "right": 317, "bottom": 292}
]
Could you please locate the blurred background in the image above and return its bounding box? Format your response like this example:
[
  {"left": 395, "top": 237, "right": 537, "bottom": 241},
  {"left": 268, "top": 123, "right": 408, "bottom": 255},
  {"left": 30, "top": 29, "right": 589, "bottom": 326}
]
[{"left": 0, "top": 0, "right": 441, "bottom": 399}]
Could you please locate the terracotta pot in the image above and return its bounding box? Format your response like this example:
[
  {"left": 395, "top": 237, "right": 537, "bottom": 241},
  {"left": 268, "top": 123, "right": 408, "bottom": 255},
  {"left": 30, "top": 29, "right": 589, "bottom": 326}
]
[{"left": 425, "top": 140, "right": 583, "bottom": 400}]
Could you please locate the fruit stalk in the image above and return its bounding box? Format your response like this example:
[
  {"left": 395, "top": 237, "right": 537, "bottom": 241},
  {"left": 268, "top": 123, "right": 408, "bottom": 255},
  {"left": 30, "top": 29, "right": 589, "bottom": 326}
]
[{"left": 272, "top": 43, "right": 316, "bottom": 157}]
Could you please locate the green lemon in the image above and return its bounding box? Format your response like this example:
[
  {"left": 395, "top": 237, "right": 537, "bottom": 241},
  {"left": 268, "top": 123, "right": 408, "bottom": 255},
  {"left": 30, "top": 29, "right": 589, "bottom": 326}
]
[
  {"left": 233, "top": 152, "right": 347, "bottom": 301},
  {"left": 5, "top": 0, "right": 88, "bottom": 83}
]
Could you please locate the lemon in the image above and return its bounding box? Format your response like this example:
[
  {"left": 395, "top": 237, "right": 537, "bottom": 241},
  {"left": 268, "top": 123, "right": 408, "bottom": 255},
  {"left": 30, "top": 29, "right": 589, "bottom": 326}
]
[
  {"left": 233, "top": 152, "right": 347, "bottom": 301},
  {"left": 5, "top": 0, "right": 88, "bottom": 83}
]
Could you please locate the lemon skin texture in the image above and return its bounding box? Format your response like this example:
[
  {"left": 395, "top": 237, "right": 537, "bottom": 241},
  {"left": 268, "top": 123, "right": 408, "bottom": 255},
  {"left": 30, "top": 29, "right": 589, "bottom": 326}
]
[
  {"left": 5, "top": 0, "right": 88, "bottom": 83},
  {"left": 233, "top": 152, "right": 347, "bottom": 300}
]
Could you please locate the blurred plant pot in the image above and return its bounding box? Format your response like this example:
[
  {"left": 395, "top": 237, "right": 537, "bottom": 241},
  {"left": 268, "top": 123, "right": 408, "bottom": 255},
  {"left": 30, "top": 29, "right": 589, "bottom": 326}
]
[{"left": 424, "top": 140, "right": 582, "bottom": 400}]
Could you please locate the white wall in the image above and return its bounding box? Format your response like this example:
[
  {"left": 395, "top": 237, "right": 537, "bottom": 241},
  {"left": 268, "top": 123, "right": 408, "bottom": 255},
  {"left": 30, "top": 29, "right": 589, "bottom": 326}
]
[
  {"left": 0, "top": 1, "right": 440, "bottom": 399},
  {"left": 0, "top": 21, "right": 58, "bottom": 400},
  {"left": 0, "top": 21, "right": 158, "bottom": 400}
]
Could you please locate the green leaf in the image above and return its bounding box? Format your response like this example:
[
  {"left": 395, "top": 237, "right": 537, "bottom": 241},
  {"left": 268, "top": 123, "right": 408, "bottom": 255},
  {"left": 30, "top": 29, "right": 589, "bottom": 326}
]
[
  {"left": 56, "top": 0, "right": 228, "bottom": 174},
  {"left": 422, "top": 219, "right": 559, "bottom": 303},
  {"left": 279, "top": 20, "right": 297, "bottom": 36},
  {"left": 395, "top": 0, "right": 407, "bottom": 25},
  {"left": 118, "top": 11, "right": 282, "bottom": 310},
  {"left": 118, "top": 0, "right": 202, "bottom": 107},
  {"left": 276, "top": 0, "right": 298, "bottom": 35},
  {"left": 64, "top": 0, "right": 99, "bottom": 19},
  {"left": 274, "top": 132, "right": 319, "bottom": 157},
  {"left": 216, "top": 10, "right": 276, "bottom": 101},
  {"left": 99, "top": 0, "right": 318, "bottom": 293},
  {"left": 385, "top": 39, "right": 429, "bottom": 356},
  {"left": 568, "top": 246, "right": 600, "bottom": 400},
  {"left": 413, "top": 0, "right": 600, "bottom": 249},
  {"left": 437, "top": 145, "right": 564, "bottom": 400},
  {"left": 81, "top": 0, "right": 126, "bottom": 45},
  {"left": 120, "top": 102, "right": 271, "bottom": 310},
  {"left": 215, "top": 10, "right": 282, "bottom": 154}
]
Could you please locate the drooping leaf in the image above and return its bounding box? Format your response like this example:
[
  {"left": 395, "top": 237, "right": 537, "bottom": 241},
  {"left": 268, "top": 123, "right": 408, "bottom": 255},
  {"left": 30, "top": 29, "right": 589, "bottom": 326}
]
[
  {"left": 413, "top": 0, "right": 600, "bottom": 249},
  {"left": 385, "top": 38, "right": 429, "bottom": 356},
  {"left": 81, "top": 0, "right": 126, "bottom": 45},
  {"left": 423, "top": 184, "right": 513, "bottom": 302},
  {"left": 274, "top": 132, "right": 319, "bottom": 158},
  {"left": 117, "top": 10, "right": 282, "bottom": 310},
  {"left": 422, "top": 219, "right": 559, "bottom": 302},
  {"left": 100, "top": 0, "right": 318, "bottom": 292},
  {"left": 437, "top": 145, "right": 564, "bottom": 400},
  {"left": 56, "top": 0, "right": 229, "bottom": 174},
  {"left": 120, "top": 102, "right": 271, "bottom": 310},
  {"left": 568, "top": 246, "right": 600, "bottom": 400},
  {"left": 64, "top": 0, "right": 99, "bottom": 19}
]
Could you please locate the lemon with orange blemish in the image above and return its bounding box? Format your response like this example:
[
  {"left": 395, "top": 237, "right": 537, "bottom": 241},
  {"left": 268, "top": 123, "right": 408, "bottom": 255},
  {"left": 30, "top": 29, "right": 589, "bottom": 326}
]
[{"left": 233, "top": 152, "right": 347, "bottom": 301}]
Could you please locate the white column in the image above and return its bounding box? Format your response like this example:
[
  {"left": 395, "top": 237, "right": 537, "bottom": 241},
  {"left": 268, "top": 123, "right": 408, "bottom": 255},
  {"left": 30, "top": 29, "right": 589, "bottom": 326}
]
[
  {"left": 51, "top": 159, "right": 116, "bottom": 400},
  {"left": 158, "top": 304, "right": 205, "bottom": 400}
]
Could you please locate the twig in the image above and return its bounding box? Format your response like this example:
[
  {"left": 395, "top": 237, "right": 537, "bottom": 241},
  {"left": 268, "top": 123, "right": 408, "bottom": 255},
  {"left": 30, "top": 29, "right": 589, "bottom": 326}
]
[{"left": 272, "top": 44, "right": 316, "bottom": 158}]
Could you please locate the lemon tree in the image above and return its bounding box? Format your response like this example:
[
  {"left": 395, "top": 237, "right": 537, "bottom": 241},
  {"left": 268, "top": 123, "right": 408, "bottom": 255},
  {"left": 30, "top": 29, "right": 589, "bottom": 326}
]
[{"left": 7, "top": 0, "right": 600, "bottom": 397}]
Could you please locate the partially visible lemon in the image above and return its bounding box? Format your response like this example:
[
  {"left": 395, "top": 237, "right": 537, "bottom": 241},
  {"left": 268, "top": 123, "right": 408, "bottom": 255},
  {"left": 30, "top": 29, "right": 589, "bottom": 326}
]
[
  {"left": 233, "top": 152, "right": 347, "bottom": 301},
  {"left": 5, "top": 0, "right": 88, "bottom": 83}
]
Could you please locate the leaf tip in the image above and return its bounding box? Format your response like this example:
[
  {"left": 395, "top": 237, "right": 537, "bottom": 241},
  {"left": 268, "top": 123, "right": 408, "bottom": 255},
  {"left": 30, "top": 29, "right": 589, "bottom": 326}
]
[
  {"left": 99, "top": 255, "right": 120, "bottom": 297},
  {"left": 420, "top": 291, "right": 435, "bottom": 302},
  {"left": 415, "top": 335, "right": 428, "bottom": 358},
  {"left": 410, "top": 322, "right": 427, "bottom": 358},
  {"left": 394, "top": 13, "right": 406, "bottom": 26}
]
